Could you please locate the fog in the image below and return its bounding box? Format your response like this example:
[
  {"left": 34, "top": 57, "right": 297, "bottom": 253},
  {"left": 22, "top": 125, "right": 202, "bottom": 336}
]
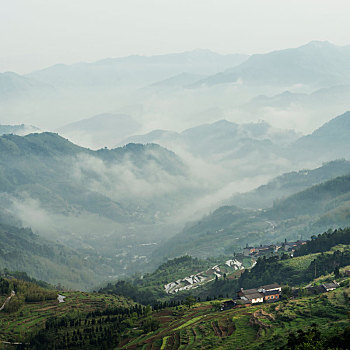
[
  {"left": 2, "top": 0, "right": 350, "bottom": 73},
  {"left": 1, "top": 10, "right": 350, "bottom": 281}
]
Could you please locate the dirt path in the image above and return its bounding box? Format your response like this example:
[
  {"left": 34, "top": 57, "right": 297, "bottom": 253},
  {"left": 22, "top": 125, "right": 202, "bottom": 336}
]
[{"left": 0, "top": 291, "right": 15, "bottom": 311}]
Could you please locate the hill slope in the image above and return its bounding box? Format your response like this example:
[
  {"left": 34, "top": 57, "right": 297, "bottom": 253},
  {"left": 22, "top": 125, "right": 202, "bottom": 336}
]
[
  {"left": 0, "top": 223, "right": 114, "bottom": 289},
  {"left": 228, "top": 159, "right": 350, "bottom": 209},
  {"left": 28, "top": 50, "right": 248, "bottom": 89},
  {"left": 292, "top": 111, "right": 350, "bottom": 162},
  {"left": 0, "top": 132, "right": 215, "bottom": 282},
  {"left": 57, "top": 113, "right": 141, "bottom": 149},
  {"left": 153, "top": 172, "right": 350, "bottom": 260},
  {"left": 193, "top": 41, "right": 350, "bottom": 88}
]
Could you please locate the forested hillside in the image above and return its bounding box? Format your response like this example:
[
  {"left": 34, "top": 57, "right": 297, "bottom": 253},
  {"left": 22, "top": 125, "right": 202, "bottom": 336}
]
[
  {"left": 0, "top": 223, "right": 115, "bottom": 289},
  {"left": 228, "top": 159, "right": 350, "bottom": 209},
  {"left": 0, "top": 132, "right": 205, "bottom": 284},
  {"left": 154, "top": 172, "right": 350, "bottom": 260}
]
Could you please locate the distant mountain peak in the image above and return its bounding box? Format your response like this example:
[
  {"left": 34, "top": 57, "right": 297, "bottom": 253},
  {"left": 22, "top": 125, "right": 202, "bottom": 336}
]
[{"left": 302, "top": 40, "right": 335, "bottom": 49}]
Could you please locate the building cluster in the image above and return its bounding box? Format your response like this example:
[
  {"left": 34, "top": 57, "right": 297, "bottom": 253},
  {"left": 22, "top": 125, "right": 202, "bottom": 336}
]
[
  {"left": 303, "top": 281, "right": 339, "bottom": 295},
  {"left": 221, "top": 283, "right": 281, "bottom": 310},
  {"left": 243, "top": 240, "right": 307, "bottom": 258}
]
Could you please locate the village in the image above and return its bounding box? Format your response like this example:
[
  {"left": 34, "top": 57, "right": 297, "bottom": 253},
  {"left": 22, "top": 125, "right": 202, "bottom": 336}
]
[
  {"left": 243, "top": 239, "right": 308, "bottom": 258},
  {"left": 221, "top": 281, "right": 341, "bottom": 310},
  {"left": 164, "top": 240, "right": 311, "bottom": 295}
]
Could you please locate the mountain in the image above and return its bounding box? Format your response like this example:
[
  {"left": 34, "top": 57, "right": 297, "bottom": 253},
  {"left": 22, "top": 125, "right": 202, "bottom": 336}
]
[
  {"left": 0, "top": 124, "right": 40, "bottom": 136},
  {"left": 121, "top": 119, "right": 301, "bottom": 188},
  {"left": 122, "top": 119, "right": 300, "bottom": 160},
  {"left": 268, "top": 174, "right": 350, "bottom": 221},
  {"left": 237, "top": 85, "right": 350, "bottom": 133},
  {"left": 1, "top": 50, "right": 248, "bottom": 130},
  {"left": 292, "top": 111, "right": 350, "bottom": 162},
  {"left": 191, "top": 41, "right": 350, "bottom": 89},
  {"left": 0, "top": 72, "right": 54, "bottom": 100},
  {"left": 0, "top": 132, "right": 188, "bottom": 225},
  {"left": 122, "top": 129, "right": 180, "bottom": 145},
  {"left": 0, "top": 222, "right": 114, "bottom": 289},
  {"left": 27, "top": 50, "right": 249, "bottom": 89},
  {"left": 148, "top": 72, "right": 206, "bottom": 89},
  {"left": 152, "top": 168, "right": 350, "bottom": 260},
  {"left": 0, "top": 132, "right": 217, "bottom": 281},
  {"left": 228, "top": 159, "right": 350, "bottom": 209},
  {"left": 57, "top": 113, "right": 142, "bottom": 149}
]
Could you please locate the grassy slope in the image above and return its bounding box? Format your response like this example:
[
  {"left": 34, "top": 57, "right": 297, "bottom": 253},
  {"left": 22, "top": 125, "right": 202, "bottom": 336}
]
[
  {"left": 0, "top": 267, "right": 349, "bottom": 349},
  {"left": 0, "top": 290, "right": 134, "bottom": 345},
  {"left": 120, "top": 282, "right": 350, "bottom": 350},
  {"left": 155, "top": 173, "right": 350, "bottom": 260},
  {"left": 0, "top": 223, "right": 112, "bottom": 290}
]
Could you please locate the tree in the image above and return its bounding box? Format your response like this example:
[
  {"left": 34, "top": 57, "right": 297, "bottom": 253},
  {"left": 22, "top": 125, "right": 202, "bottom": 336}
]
[
  {"left": 211, "top": 301, "right": 222, "bottom": 311},
  {"left": 184, "top": 296, "right": 196, "bottom": 309},
  {"left": 334, "top": 266, "right": 341, "bottom": 278},
  {"left": 142, "top": 317, "right": 160, "bottom": 333}
]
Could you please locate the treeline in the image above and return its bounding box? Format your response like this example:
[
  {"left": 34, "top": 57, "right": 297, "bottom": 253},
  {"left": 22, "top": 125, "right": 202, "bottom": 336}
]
[
  {"left": 0, "top": 276, "right": 57, "bottom": 312},
  {"left": 201, "top": 247, "right": 350, "bottom": 299},
  {"left": 279, "top": 323, "right": 350, "bottom": 350},
  {"left": 0, "top": 269, "right": 52, "bottom": 289},
  {"left": 294, "top": 227, "right": 350, "bottom": 256},
  {"left": 28, "top": 304, "right": 157, "bottom": 349},
  {"left": 99, "top": 255, "right": 216, "bottom": 305},
  {"left": 100, "top": 280, "right": 159, "bottom": 305}
]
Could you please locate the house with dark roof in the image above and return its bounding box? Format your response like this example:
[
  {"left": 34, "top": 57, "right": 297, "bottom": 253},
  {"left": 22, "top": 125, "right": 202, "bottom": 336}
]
[
  {"left": 305, "top": 285, "right": 325, "bottom": 295},
  {"left": 263, "top": 290, "right": 280, "bottom": 302},
  {"left": 322, "top": 282, "right": 338, "bottom": 292},
  {"left": 237, "top": 288, "right": 259, "bottom": 298},
  {"left": 259, "top": 283, "right": 282, "bottom": 293},
  {"left": 220, "top": 300, "right": 236, "bottom": 311}
]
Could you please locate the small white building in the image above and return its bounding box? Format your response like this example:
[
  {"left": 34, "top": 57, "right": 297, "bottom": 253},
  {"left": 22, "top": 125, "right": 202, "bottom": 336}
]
[
  {"left": 244, "top": 293, "right": 264, "bottom": 304},
  {"left": 259, "top": 283, "right": 282, "bottom": 293}
]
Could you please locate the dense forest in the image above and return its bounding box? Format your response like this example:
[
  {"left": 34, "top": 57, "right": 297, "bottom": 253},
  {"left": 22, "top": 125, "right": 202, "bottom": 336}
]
[{"left": 294, "top": 227, "right": 350, "bottom": 256}]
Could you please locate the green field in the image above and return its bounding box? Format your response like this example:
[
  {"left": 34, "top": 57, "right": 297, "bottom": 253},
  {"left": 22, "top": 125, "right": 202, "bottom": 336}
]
[
  {"left": 0, "top": 290, "right": 135, "bottom": 347},
  {"left": 280, "top": 252, "right": 320, "bottom": 270},
  {"left": 118, "top": 283, "right": 350, "bottom": 349},
  {"left": 0, "top": 277, "right": 349, "bottom": 349}
]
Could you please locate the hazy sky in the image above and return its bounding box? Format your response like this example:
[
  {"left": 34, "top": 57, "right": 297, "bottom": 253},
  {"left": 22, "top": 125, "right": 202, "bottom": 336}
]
[{"left": 1, "top": 0, "right": 349, "bottom": 73}]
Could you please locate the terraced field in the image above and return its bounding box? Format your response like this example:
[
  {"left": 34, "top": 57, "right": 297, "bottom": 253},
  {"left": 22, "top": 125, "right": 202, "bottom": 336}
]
[
  {"left": 120, "top": 282, "right": 350, "bottom": 350},
  {"left": 0, "top": 291, "right": 134, "bottom": 345},
  {"left": 0, "top": 278, "right": 349, "bottom": 349}
]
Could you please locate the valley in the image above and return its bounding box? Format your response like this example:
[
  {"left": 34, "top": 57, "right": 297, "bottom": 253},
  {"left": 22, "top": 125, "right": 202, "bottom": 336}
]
[
  {"left": 1, "top": 16, "right": 350, "bottom": 348},
  {"left": 1, "top": 229, "right": 350, "bottom": 349}
]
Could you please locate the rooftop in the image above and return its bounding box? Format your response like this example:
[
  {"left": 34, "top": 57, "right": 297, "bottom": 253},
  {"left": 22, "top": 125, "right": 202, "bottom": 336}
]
[
  {"left": 264, "top": 290, "right": 280, "bottom": 296},
  {"left": 322, "top": 283, "right": 338, "bottom": 289},
  {"left": 241, "top": 288, "right": 260, "bottom": 295},
  {"left": 261, "top": 283, "right": 281, "bottom": 290},
  {"left": 246, "top": 293, "right": 264, "bottom": 300}
]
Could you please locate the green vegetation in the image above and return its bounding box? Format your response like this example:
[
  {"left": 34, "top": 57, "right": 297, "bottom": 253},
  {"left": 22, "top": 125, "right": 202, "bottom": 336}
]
[
  {"left": 1, "top": 242, "right": 350, "bottom": 349},
  {"left": 99, "top": 255, "right": 226, "bottom": 304},
  {"left": 154, "top": 173, "right": 350, "bottom": 261},
  {"left": 0, "top": 222, "right": 113, "bottom": 290},
  {"left": 117, "top": 281, "right": 350, "bottom": 349},
  {"left": 0, "top": 132, "right": 194, "bottom": 288},
  {"left": 0, "top": 276, "right": 138, "bottom": 349},
  {"left": 294, "top": 227, "right": 350, "bottom": 256},
  {"left": 230, "top": 159, "right": 350, "bottom": 210},
  {"left": 202, "top": 245, "right": 350, "bottom": 299}
]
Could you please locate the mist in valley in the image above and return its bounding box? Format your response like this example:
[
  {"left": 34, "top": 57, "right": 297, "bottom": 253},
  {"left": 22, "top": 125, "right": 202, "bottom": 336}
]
[{"left": 1, "top": 1, "right": 350, "bottom": 288}]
